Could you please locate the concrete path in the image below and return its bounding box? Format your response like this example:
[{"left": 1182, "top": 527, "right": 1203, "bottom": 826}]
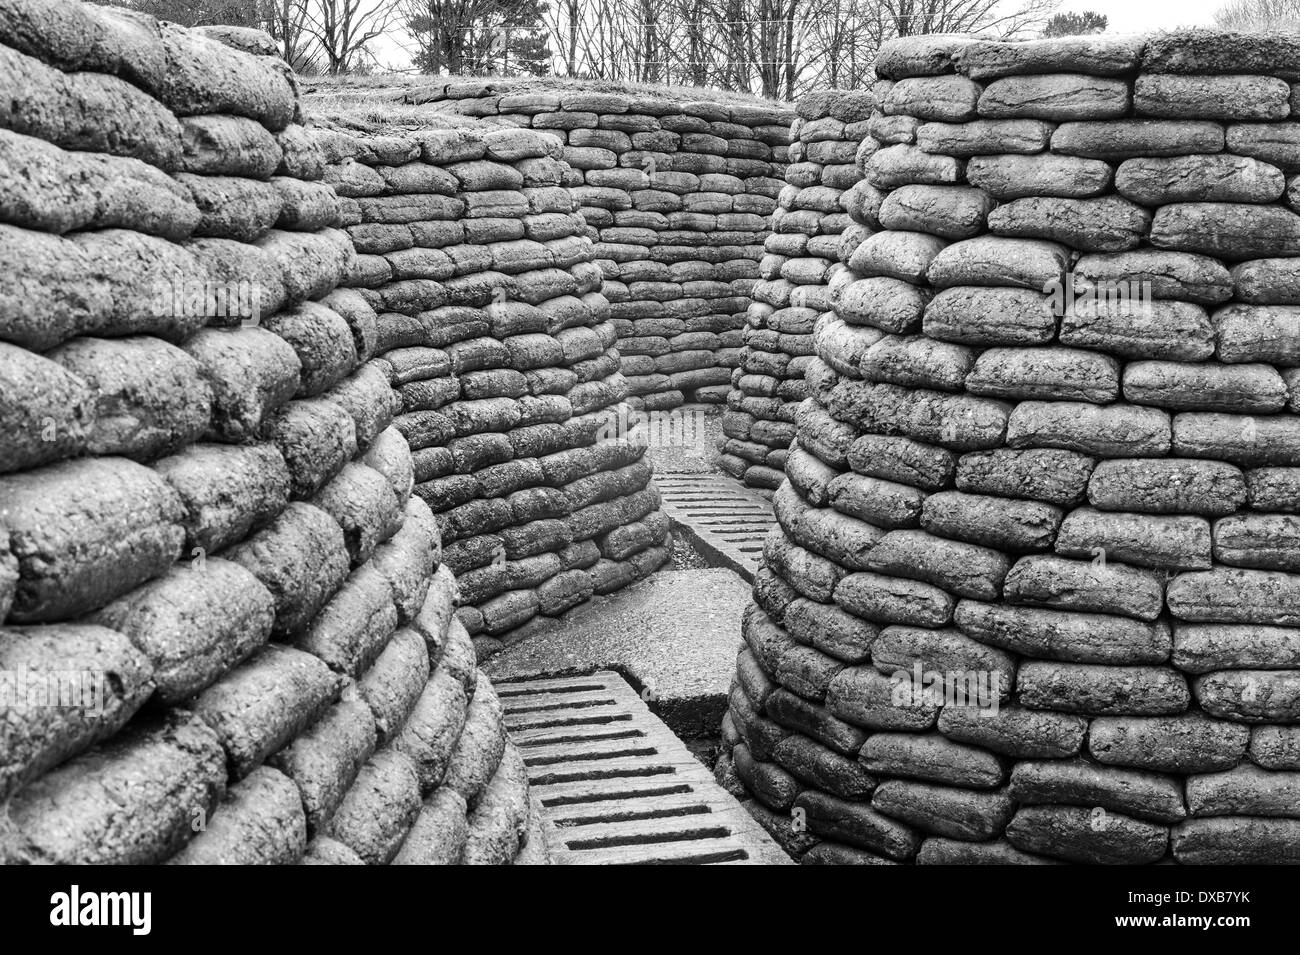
[{"left": 483, "top": 567, "right": 749, "bottom": 738}]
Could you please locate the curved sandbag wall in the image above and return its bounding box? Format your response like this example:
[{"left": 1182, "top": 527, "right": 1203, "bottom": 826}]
[
  {"left": 719, "top": 30, "right": 1300, "bottom": 865},
  {"left": 400, "top": 78, "right": 794, "bottom": 409},
  {"left": 0, "top": 3, "right": 543, "bottom": 865},
  {"left": 311, "top": 112, "right": 670, "bottom": 659},
  {"left": 720, "top": 90, "right": 875, "bottom": 491}
]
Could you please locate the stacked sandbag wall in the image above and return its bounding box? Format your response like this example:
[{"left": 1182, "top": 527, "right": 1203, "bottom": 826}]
[
  {"left": 718, "top": 30, "right": 1300, "bottom": 865},
  {"left": 0, "top": 2, "right": 543, "bottom": 865},
  {"left": 400, "top": 78, "right": 794, "bottom": 409},
  {"left": 720, "top": 90, "right": 875, "bottom": 491},
  {"left": 311, "top": 113, "right": 671, "bottom": 660}
]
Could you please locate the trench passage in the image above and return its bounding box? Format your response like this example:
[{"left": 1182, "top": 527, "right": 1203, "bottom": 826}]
[{"left": 482, "top": 408, "right": 780, "bottom": 751}]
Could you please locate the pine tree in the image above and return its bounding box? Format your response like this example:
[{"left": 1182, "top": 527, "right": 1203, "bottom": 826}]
[
  {"left": 1041, "top": 11, "right": 1109, "bottom": 37},
  {"left": 407, "top": 0, "right": 552, "bottom": 77}
]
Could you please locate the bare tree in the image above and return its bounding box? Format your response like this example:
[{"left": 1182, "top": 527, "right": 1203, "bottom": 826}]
[
  {"left": 805, "top": 0, "right": 884, "bottom": 91},
  {"left": 260, "top": 0, "right": 318, "bottom": 70},
  {"left": 539, "top": 0, "right": 1056, "bottom": 96},
  {"left": 101, "top": 0, "right": 1062, "bottom": 86},
  {"left": 878, "top": 0, "right": 1056, "bottom": 38},
  {"left": 543, "top": 0, "right": 584, "bottom": 74},
  {"left": 302, "top": 0, "right": 401, "bottom": 73},
  {"left": 1214, "top": 0, "right": 1300, "bottom": 29}
]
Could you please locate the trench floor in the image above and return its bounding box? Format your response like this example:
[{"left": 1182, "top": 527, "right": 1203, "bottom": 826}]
[
  {"left": 483, "top": 565, "right": 750, "bottom": 739},
  {"left": 496, "top": 670, "right": 791, "bottom": 865},
  {"left": 485, "top": 412, "right": 788, "bottom": 861},
  {"left": 486, "top": 406, "right": 779, "bottom": 739}
]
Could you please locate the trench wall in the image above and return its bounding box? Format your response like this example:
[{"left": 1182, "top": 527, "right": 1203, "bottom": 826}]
[
  {"left": 720, "top": 90, "right": 875, "bottom": 491},
  {"left": 400, "top": 78, "right": 794, "bottom": 408},
  {"left": 312, "top": 112, "right": 670, "bottom": 658},
  {"left": 719, "top": 30, "right": 1300, "bottom": 865},
  {"left": 0, "top": 2, "right": 543, "bottom": 865}
]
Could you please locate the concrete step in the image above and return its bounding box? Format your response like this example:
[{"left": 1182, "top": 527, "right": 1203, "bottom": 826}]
[{"left": 494, "top": 671, "right": 792, "bottom": 865}]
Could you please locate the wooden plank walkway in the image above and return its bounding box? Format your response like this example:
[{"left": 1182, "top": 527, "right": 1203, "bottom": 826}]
[
  {"left": 495, "top": 671, "right": 791, "bottom": 865},
  {"left": 653, "top": 471, "right": 777, "bottom": 582}
]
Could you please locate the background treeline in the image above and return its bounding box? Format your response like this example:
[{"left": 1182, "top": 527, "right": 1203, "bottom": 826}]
[{"left": 99, "top": 0, "right": 1299, "bottom": 97}]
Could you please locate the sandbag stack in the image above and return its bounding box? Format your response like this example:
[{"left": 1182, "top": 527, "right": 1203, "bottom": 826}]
[
  {"left": 719, "top": 30, "right": 1300, "bottom": 865},
  {"left": 312, "top": 113, "right": 671, "bottom": 660},
  {"left": 720, "top": 90, "right": 874, "bottom": 491},
  {"left": 401, "top": 78, "right": 794, "bottom": 409},
  {"left": 0, "top": 2, "right": 543, "bottom": 865}
]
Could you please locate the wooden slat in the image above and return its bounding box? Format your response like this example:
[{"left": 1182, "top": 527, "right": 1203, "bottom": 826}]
[
  {"left": 653, "top": 470, "right": 777, "bottom": 582},
  {"left": 496, "top": 669, "right": 793, "bottom": 865}
]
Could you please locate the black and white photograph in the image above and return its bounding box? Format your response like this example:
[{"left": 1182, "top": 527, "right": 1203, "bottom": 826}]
[{"left": 0, "top": 0, "right": 1295, "bottom": 929}]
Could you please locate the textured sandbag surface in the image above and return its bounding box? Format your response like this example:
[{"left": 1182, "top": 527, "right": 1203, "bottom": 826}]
[
  {"left": 310, "top": 109, "right": 672, "bottom": 658},
  {"left": 720, "top": 30, "right": 1300, "bottom": 866},
  {"left": 0, "top": 6, "right": 547, "bottom": 866},
  {"left": 720, "top": 91, "right": 874, "bottom": 489},
  {"left": 381, "top": 77, "right": 794, "bottom": 409}
]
